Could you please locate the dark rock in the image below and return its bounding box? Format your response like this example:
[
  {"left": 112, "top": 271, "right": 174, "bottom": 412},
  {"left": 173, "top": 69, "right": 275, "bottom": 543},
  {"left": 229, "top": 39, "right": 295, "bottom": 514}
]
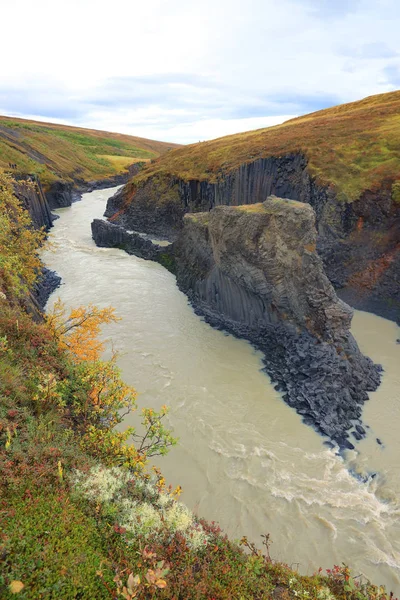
[
  {"left": 109, "top": 152, "right": 400, "bottom": 323},
  {"left": 376, "top": 438, "right": 383, "bottom": 445},
  {"left": 33, "top": 268, "right": 62, "bottom": 310},
  {"left": 173, "top": 197, "right": 381, "bottom": 446},
  {"left": 14, "top": 177, "right": 54, "bottom": 230},
  {"left": 46, "top": 180, "right": 75, "bottom": 209},
  {"left": 335, "top": 437, "right": 355, "bottom": 451},
  {"left": 91, "top": 219, "right": 173, "bottom": 262},
  {"left": 46, "top": 170, "right": 135, "bottom": 209}
]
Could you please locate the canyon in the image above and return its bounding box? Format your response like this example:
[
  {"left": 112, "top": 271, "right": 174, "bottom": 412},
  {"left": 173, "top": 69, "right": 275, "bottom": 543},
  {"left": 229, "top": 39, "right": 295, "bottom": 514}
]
[{"left": 92, "top": 196, "right": 382, "bottom": 448}]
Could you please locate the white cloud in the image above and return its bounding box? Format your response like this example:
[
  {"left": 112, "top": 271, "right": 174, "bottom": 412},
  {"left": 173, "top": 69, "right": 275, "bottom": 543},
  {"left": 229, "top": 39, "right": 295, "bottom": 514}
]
[
  {"left": 0, "top": 0, "right": 399, "bottom": 143},
  {"left": 80, "top": 112, "right": 297, "bottom": 144}
]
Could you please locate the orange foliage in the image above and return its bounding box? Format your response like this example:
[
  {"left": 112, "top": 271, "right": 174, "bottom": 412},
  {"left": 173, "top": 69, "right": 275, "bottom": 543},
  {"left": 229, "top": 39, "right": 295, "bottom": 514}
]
[{"left": 47, "top": 299, "right": 120, "bottom": 361}]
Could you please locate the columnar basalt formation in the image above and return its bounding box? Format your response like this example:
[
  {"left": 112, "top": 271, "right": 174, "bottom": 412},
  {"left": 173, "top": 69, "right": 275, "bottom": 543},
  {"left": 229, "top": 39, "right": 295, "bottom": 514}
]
[
  {"left": 108, "top": 154, "right": 400, "bottom": 322},
  {"left": 173, "top": 197, "right": 382, "bottom": 448},
  {"left": 46, "top": 168, "right": 138, "bottom": 209},
  {"left": 14, "top": 178, "right": 54, "bottom": 230}
]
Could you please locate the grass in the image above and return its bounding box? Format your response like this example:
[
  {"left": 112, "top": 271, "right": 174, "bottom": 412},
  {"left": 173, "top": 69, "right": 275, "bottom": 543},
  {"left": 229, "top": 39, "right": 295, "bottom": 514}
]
[
  {"left": 130, "top": 90, "right": 400, "bottom": 203},
  {"left": 0, "top": 116, "right": 179, "bottom": 189},
  {"left": 98, "top": 155, "right": 151, "bottom": 168}
]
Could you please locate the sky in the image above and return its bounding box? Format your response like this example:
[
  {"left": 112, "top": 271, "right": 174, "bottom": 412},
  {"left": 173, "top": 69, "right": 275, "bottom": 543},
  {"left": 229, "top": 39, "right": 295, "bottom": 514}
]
[{"left": 0, "top": 0, "right": 399, "bottom": 144}]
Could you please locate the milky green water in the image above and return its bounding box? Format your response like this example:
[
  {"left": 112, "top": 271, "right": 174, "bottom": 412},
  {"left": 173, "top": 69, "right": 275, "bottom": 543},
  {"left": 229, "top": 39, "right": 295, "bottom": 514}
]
[{"left": 42, "top": 186, "right": 400, "bottom": 593}]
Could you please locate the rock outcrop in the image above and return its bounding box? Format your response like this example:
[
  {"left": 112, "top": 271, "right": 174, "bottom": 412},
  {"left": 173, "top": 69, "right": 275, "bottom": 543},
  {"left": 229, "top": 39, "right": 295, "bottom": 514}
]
[
  {"left": 33, "top": 268, "right": 62, "bottom": 310},
  {"left": 91, "top": 219, "right": 172, "bottom": 262},
  {"left": 46, "top": 168, "right": 137, "bottom": 209},
  {"left": 174, "top": 197, "right": 381, "bottom": 448},
  {"left": 14, "top": 177, "right": 54, "bottom": 230},
  {"left": 109, "top": 154, "right": 400, "bottom": 322}
]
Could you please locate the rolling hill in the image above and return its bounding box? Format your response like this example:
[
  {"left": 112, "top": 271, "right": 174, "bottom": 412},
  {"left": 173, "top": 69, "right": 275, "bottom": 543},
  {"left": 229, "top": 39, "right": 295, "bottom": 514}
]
[
  {"left": 0, "top": 116, "right": 180, "bottom": 189},
  {"left": 131, "top": 90, "right": 400, "bottom": 203}
]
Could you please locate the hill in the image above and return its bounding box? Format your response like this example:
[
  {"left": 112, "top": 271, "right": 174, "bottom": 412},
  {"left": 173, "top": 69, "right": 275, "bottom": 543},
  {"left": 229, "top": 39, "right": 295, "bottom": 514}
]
[
  {"left": 108, "top": 91, "right": 400, "bottom": 323},
  {"left": 132, "top": 90, "right": 400, "bottom": 202},
  {"left": 0, "top": 115, "right": 180, "bottom": 189}
]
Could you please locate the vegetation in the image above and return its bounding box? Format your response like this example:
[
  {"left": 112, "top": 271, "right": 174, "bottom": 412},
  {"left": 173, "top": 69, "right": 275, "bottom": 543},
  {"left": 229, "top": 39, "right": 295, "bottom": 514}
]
[
  {"left": 0, "top": 116, "right": 179, "bottom": 189},
  {"left": 129, "top": 90, "right": 400, "bottom": 202},
  {"left": 0, "top": 172, "right": 397, "bottom": 598}
]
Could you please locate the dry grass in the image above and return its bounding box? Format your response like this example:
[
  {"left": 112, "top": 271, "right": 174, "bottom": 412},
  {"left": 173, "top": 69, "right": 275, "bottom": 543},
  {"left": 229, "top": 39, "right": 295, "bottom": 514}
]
[
  {"left": 98, "top": 155, "right": 152, "bottom": 168},
  {"left": 133, "top": 90, "right": 400, "bottom": 202},
  {"left": 0, "top": 116, "right": 179, "bottom": 189}
]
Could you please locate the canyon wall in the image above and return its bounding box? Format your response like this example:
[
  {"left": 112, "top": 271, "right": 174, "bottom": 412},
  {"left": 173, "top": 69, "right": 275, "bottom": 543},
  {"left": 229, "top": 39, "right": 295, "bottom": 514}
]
[
  {"left": 109, "top": 154, "right": 400, "bottom": 322},
  {"left": 14, "top": 177, "right": 54, "bottom": 230},
  {"left": 46, "top": 166, "right": 138, "bottom": 209}
]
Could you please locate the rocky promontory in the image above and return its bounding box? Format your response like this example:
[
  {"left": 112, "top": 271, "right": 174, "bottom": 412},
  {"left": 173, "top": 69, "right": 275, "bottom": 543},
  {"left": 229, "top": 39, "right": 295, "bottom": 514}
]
[
  {"left": 108, "top": 154, "right": 400, "bottom": 324},
  {"left": 175, "top": 197, "right": 382, "bottom": 448},
  {"left": 92, "top": 195, "right": 382, "bottom": 448},
  {"left": 91, "top": 218, "right": 171, "bottom": 261}
]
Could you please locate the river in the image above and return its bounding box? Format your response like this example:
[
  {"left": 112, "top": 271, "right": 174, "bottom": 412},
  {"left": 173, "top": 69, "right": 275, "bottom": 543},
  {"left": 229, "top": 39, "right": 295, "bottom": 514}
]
[{"left": 41, "top": 185, "right": 400, "bottom": 593}]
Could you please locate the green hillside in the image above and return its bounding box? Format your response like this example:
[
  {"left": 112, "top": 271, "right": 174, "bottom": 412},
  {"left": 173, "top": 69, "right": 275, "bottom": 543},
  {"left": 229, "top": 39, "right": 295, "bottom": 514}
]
[
  {"left": 0, "top": 116, "right": 180, "bottom": 188},
  {"left": 131, "top": 90, "right": 400, "bottom": 202}
]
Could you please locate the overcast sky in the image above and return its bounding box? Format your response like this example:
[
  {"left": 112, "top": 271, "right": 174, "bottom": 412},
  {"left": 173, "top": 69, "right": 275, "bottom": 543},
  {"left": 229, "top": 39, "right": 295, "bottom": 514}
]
[{"left": 0, "top": 0, "right": 399, "bottom": 144}]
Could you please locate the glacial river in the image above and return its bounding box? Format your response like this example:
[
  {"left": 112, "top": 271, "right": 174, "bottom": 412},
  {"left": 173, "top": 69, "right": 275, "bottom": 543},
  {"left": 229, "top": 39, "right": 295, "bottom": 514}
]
[{"left": 42, "top": 186, "right": 400, "bottom": 593}]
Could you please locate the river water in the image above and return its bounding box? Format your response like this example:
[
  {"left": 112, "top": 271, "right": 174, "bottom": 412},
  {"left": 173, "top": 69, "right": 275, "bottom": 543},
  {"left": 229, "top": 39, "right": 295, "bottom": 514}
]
[{"left": 42, "top": 186, "right": 400, "bottom": 593}]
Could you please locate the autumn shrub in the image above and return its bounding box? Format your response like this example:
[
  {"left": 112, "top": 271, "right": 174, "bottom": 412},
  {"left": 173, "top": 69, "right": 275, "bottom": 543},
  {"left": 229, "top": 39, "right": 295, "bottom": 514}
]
[{"left": 72, "top": 465, "right": 209, "bottom": 551}]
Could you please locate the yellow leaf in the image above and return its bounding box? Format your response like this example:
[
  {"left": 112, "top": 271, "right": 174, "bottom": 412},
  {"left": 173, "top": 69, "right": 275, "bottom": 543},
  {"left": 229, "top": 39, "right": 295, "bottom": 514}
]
[
  {"left": 9, "top": 581, "right": 24, "bottom": 594},
  {"left": 155, "top": 579, "right": 167, "bottom": 589}
]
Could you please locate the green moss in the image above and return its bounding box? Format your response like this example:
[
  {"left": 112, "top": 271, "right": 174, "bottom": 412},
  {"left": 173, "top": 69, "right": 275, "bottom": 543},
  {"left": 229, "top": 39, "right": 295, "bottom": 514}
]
[
  {"left": 157, "top": 251, "right": 176, "bottom": 273},
  {"left": 236, "top": 202, "right": 266, "bottom": 212}
]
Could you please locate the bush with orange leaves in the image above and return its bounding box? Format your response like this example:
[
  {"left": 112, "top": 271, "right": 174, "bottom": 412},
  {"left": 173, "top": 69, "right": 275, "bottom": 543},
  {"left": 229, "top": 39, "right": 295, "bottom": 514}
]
[{"left": 46, "top": 299, "right": 177, "bottom": 471}]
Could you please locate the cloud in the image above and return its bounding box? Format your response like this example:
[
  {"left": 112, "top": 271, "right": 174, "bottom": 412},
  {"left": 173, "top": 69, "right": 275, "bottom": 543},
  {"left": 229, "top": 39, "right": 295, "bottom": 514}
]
[
  {"left": 383, "top": 65, "right": 400, "bottom": 87},
  {"left": 0, "top": 0, "right": 399, "bottom": 143},
  {"left": 302, "top": 0, "right": 362, "bottom": 18},
  {"left": 338, "top": 42, "right": 399, "bottom": 59}
]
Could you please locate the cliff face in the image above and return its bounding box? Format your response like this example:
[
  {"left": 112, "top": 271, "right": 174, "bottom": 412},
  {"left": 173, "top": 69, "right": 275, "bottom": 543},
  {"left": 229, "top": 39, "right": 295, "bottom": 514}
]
[
  {"left": 174, "top": 197, "right": 381, "bottom": 448},
  {"left": 91, "top": 218, "right": 170, "bottom": 262},
  {"left": 110, "top": 154, "right": 400, "bottom": 322},
  {"left": 13, "top": 178, "right": 54, "bottom": 230},
  {"left": 46, "top": 168, "right": 137, "bottom": 209}
]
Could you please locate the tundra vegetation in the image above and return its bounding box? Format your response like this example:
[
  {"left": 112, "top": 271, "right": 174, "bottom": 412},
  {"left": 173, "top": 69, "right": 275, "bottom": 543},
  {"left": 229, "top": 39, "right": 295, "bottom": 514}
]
[
  {"left": 126, "top": 90, "right": 400, "bottom": 204},
  {"left": 0, "top": 117, "right": 179, "bottom": 189},
  {"left": 0, "top": 172, "right": 397, "bottom": 598}
]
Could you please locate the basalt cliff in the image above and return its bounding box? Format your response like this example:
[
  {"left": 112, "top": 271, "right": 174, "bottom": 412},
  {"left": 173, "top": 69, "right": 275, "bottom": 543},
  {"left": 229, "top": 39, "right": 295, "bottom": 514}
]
[
  {"left": 92, "top": 196, "right": 382, "bottom": 448},
  {"left": 106, "top": 91, "right": 400, "bottom": 324}
]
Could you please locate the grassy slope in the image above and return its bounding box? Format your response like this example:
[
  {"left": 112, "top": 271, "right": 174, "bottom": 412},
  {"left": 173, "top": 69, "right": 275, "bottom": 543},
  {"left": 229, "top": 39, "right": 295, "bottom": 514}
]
[
  {"left": 0, "top": 116, "right": 180, "bottom": 188},
  {"left": 132, "top": 90, "right": 400, "bottom": 202}
]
